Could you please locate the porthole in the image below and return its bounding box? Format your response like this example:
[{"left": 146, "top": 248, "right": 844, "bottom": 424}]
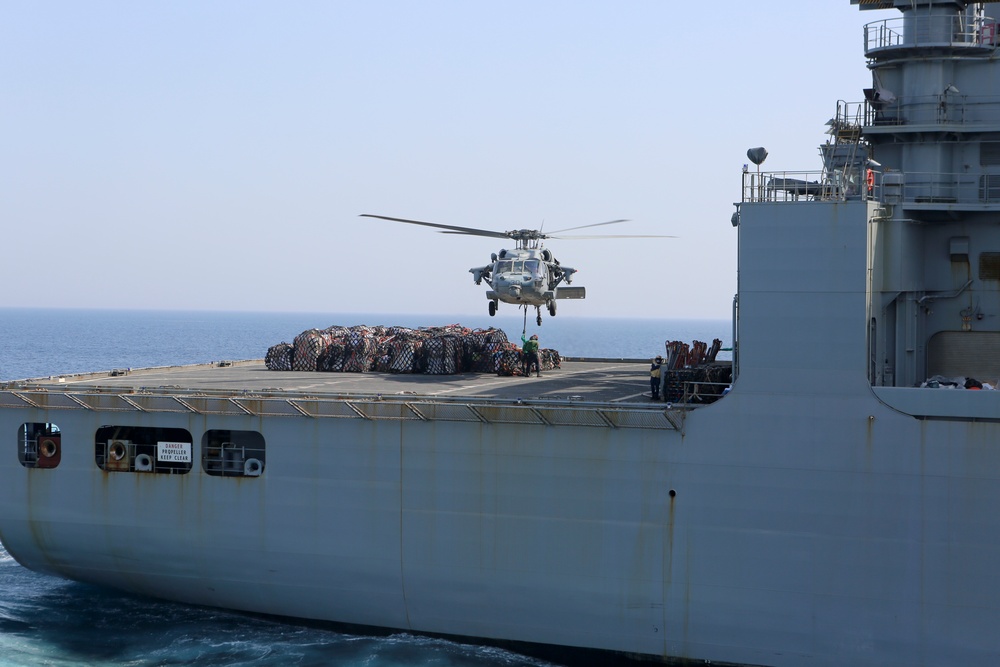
[
  {"left": 202, "top": 429, "right": 265, "bottom": 477},
  {"left": 18, "top": 423, "right": 62, "bottom": 469},
  {"left": 94, "top": 426, "right": 193, "bottom": 474}
]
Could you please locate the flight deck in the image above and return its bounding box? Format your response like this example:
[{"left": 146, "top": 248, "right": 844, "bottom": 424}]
[{"left": 4, "top": 359, "right": 664, "bottom": 405}]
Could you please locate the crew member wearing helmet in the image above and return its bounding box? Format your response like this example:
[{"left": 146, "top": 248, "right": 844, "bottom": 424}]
[
  {"left": 521, "top": 333, "right": 541, "bottom": 377},
  {"left": 650, "top": 355, "right": 664, "bottom": 400}
]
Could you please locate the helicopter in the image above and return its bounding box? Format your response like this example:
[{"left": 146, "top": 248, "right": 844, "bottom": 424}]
[{"left": 361, "top": 214, "right": 674, "bottom": 325}]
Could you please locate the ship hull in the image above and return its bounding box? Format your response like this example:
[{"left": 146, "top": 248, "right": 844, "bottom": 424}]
[{"left": 2, "top": 374, "right": 999, "bottom": 666}]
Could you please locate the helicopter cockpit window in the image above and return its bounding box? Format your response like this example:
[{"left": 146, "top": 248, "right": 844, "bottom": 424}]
[
  {"left": 525, "top": 260, "right": 542, "bottom": 278},
  {"left": 497, "top": 260, "right": 513, "bottom": 273}
]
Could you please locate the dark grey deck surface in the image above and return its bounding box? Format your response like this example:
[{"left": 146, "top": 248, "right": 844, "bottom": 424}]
[{"left": 14, "top": 359, "right": 658, "bottom": 404}]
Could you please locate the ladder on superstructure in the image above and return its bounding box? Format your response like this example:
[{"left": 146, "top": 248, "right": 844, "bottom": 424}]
[{"left": 822, "top": 101, "right": 866, "bottom": 200}]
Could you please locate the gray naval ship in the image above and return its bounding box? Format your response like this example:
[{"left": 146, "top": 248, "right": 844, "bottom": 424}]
[{"left": 4, "top": 1, "right": 1000, "bottom": 665}]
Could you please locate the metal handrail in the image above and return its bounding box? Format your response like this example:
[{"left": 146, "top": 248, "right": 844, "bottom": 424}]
[
  {"left": 743, "top": 169, "right": 1000, "bottom": 207},
  {"left": 0, "top": 386, "right": 688, "bottom": 431},
  {"left": 680, "top": 381, "right": 730, "bottom": 405},
  {"left": 855, "top": 94, "right": 1000, "bottom": 127},
  {"left": 742, "top": 170, "right": 877, "bottom": 203},
  {"left": 879, "top": 171, "right": 1000, "bottom": 205},
  {"left": 864, "top": 15, "right": 997, "bottom": 53}
]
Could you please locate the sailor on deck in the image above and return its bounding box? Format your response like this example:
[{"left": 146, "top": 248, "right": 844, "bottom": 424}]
[
  {"left": 650, "top": 356, "right": 663, "bottom": 400},
  {"left": 522, "top": 334, "right": 541, "bottom": 377}
]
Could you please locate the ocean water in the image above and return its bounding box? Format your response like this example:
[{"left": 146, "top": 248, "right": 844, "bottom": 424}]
[
  {"left": 0, "top": 308, "right": 732, "bottom": 667},
  {"left": 0, "top": 309, "right": 731, "bottom": 382}
]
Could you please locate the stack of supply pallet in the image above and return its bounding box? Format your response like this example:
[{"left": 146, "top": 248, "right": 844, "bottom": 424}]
[{"left": 266, "top": 324, "right": 560, "bottom": 376}]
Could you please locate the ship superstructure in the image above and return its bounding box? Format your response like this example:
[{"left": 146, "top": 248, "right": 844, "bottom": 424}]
[
  {"left": 2, "top": 2, "right": 1000, "bottom": 666},
  {"left": 861, "top": 1, "right": 1000, "bottom": 392}
]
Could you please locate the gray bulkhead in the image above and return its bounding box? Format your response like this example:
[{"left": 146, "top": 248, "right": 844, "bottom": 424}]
[{"left": 720, "top": 193, "right": 1000, "bottom": 665}]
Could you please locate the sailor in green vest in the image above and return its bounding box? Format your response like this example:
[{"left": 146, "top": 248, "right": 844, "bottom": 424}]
[{"left": 521, "top": 333, "right": 541, "bottom": 377}]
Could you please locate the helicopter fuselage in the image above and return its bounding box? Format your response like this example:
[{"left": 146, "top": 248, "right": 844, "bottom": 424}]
[{"left": 470, "top": 247, "right": 584, "bottom": 317}]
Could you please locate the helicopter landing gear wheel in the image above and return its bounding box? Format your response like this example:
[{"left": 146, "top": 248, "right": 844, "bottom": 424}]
[
  {"left": 547, "top": 300, "right": 556, "bottom": 317},
  {"left": 488, "top": 300, "right": 497, "bottom": 317}
]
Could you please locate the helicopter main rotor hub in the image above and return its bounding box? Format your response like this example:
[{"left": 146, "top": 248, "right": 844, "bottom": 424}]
[{"left": 507, "top": 229, "right": 546, "bottom": 248}]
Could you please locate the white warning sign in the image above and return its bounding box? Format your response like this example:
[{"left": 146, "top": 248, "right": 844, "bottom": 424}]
[{"left": 157, "top": 441, "right": 192, "bottom": 463}]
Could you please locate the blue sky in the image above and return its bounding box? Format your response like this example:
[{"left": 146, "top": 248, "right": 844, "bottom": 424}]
[{"left": 2, "top": 1, "right": 876, "bottom": 319}]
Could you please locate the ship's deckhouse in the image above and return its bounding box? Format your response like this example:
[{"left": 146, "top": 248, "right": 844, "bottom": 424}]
[{"left": 742, "top": 1, "right": 1000, "bottom": 414}]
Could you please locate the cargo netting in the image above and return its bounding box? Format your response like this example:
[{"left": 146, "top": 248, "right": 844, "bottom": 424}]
[{"left": 266, "top": 324, "right": 560, "bottom": 376}]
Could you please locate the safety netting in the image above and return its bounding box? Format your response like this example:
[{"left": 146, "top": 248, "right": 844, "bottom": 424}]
[
  {"left": 266, "top": 324, "right": 560, "bottom": 376},
  {"left": 264, "top": 342, "right": 294, "bottom": 371}
]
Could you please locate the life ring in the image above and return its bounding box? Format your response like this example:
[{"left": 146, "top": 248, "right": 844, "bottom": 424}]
[
  {"left": 134, "top": 453, "right": 153, "bottom": 471},
  {"left": 244, "top": 458, "right": 263, "bottom": 476},
  {"left": 866, "top": 169, "right": 875, "bottom": 191}
]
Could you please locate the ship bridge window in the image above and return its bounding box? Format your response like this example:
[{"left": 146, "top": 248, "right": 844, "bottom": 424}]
[
  {"left": 202, "top": 429, "right": 265, "bottom": 478},
  {"left": 94, "top": 426, "right": 193, "bottom": 474},
  {"left": 18, "top": 422, "right": 62, "bottom": 469}
]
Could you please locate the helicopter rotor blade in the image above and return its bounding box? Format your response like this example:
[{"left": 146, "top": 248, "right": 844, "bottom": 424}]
[
  {"left": 360, "top": 214, "right": 509, "bottom": 239},
  {"left": 546, "top": 219, "right": 630, "bottom": 235},
  {"left": 547, "top": 234, "right": 677, "bottom": 239}
]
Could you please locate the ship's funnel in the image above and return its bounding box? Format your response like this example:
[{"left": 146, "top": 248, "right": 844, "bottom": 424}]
[{"left": 747, "top": 147, "right": 768, "bottom": 165}]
